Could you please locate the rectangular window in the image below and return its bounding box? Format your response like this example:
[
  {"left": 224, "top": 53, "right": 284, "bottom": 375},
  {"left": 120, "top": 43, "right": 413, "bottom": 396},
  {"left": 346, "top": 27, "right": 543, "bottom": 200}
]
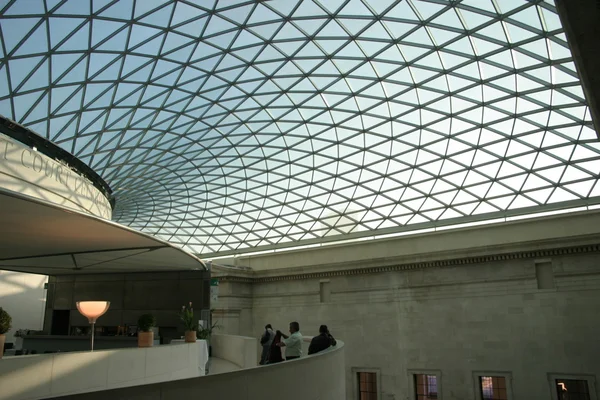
[
  {"left": 555, "top": 379, "right": 591, "bottom": 400},
  {"left": 415, "top": 374, "right": 438, "bottom": 399},
  {"left": 535, "top": 260, "right": 555, "bottom": 289},
  {"left": 480, "top": 376, "right": 508, "bottom": 400},
  {"left": 474, "top": 372, "right": 512, "bottom": 400},
  {"left": 358, "top": 372, "right": 378, "bottom": 400},
  {"left": 319, "top": 280, "right": 330, "bottom": 303}
]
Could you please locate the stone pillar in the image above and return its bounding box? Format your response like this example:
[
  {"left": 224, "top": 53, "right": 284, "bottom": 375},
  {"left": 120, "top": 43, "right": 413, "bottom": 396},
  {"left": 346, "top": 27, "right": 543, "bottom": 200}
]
[
  {"left": 210, "top": 266, "right": 255, "bottom": 337},
  {"left": 212, "top": 308, "right": 241, "bottom": 335}
]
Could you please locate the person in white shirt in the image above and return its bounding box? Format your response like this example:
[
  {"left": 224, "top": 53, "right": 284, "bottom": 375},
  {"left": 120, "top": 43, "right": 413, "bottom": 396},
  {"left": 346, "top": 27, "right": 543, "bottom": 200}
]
[{"left": 276, "top": 321, "right": 302, "bottom": 360}]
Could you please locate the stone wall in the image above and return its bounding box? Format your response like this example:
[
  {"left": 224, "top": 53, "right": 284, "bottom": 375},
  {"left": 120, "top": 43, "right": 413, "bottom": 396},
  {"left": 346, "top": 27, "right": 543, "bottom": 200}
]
[
  {"left": 211, "top": 279, "right": 253, "bottom": 336},
  {"left": 248, "top": 251, "right": 600, "bottom": 399},
  {"left": 212, "top": 211, "right": 600, "bottom": 399}
]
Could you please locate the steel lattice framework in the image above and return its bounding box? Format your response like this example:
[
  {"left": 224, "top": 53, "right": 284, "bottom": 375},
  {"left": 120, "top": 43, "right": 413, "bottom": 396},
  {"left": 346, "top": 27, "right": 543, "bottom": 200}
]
[{"left": 0, "top": 0, "right": 599, "bottom": 257}]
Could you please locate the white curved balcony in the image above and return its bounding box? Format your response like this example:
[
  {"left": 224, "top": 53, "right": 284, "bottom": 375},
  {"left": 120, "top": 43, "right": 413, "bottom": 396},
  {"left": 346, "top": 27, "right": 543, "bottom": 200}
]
[{"left": 0, "top": 334, "right": 345, "bottom": 400}]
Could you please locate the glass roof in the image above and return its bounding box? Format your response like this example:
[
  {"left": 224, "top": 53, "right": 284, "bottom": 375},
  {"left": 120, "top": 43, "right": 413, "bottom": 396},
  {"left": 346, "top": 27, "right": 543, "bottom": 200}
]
[{"left": 1, "top": 0, "right": 599, "bottom": 257}]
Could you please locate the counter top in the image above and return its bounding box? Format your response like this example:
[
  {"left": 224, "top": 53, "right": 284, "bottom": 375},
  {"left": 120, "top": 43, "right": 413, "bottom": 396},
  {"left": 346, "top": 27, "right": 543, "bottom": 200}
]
[{"left": 23, "top": 335, "right": 136, "bottom": 341}]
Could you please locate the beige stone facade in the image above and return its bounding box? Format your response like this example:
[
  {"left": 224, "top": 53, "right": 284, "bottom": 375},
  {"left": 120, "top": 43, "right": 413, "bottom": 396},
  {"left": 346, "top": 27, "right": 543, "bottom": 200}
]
[{"left": 212, "top": 210, "right": 600, "bottom": 399}]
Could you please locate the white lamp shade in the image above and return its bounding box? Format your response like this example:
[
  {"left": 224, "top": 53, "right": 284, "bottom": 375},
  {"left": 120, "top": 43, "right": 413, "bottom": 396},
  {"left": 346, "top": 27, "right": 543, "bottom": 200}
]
[{"left": 76, "top": 301, "right": 110, "bottom": 323}]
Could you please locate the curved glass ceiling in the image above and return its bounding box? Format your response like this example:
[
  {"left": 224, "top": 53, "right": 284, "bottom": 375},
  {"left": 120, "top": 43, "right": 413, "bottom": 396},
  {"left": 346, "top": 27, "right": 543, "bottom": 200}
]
[{"left": 1, "top": 0, "right": 599, "bottom": 257}]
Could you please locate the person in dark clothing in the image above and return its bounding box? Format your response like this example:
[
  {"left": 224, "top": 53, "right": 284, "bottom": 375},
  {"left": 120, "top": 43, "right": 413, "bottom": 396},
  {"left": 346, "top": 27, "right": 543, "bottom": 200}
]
[
  {"left": 259, "top": 324, "right": 275, "bottom": 365},
  {"left": 267, "top": 330, "right": 284, "bottom": 364},
  {"left": 308, "top": 325, "right": 337, "bottom": 355}
]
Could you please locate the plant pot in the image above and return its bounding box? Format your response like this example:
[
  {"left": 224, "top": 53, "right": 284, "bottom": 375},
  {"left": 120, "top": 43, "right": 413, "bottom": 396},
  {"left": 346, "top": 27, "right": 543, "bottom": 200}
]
[
  {"left": 138, "top": 331, "right": 154, "bottom": 348},
  {"left": 0, "top": 334, "right": 5, "bottom": 359},
  {"left": 184, "top": 330, "right": 196, "bottom": 343}
]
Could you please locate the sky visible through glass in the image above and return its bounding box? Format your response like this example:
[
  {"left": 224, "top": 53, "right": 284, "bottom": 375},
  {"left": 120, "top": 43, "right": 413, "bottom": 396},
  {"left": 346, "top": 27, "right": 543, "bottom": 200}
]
[{"left": 0, "top": 0, "right": 599, "bottom": 257}]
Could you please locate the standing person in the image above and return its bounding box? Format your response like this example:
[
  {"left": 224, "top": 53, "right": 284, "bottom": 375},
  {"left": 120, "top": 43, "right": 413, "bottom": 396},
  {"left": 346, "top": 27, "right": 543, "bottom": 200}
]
[
  {"left": 308, "top": 325, "right": 336, "bottom": 355},
  {"left": 267, "top": 330, "right": 284, "bottom": 364},
  {"left": 276, "top": 321, "right": 302, "bottom": 360},
  {"left": 259, "top": 324, "right": 275, "bottom": 365}
]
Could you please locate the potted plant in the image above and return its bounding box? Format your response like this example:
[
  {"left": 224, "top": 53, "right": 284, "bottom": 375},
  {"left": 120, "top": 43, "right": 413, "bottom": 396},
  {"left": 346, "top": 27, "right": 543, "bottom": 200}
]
[
  {"left": 0, "top": 307, "right": 12, "bottom": 359},
  {"left": 14, "top": 329, "right": 29, "bottom": 350},
  {"left": 197, "top": 310, "right": 219, "bottom": 357},
  {"left": 137, "top": 314, "right": 156, "bottom": 348},
  {"left": 197, "top": 319, "right": 220, "bottom": 357},
  {"left": 196, "top": 320, "right": 219, "bottom": 341},
  {"left": 179, "top": 302, "right": 197, "bottom": 342}
]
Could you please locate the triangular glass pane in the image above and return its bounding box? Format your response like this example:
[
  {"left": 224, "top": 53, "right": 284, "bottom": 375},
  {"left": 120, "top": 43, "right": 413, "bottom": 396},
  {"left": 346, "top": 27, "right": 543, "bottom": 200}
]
[
  {"left": 174, "top": 16, "right": 209, "bottom": 37},
  {"left": 55, "top": 0, "right": 90, "bottom": 15},
  {"left": 20, "top": 58, "right": 49, "bottom": 92},
  {"left": 140, "top": 3, "right": 174, "bottom": 28},
  {"left": 293, "top": 1, "right": 327, "bottom": 18},
  {"left": 14, "top": 20, "right": 48, "bottom": 56},
  {"left": 99, "top": 0, "right": 133, "bottom": 20},
  {"left": 172, "top": 2, "right": 206, "bottom": 26},
  {"left": 91, "top": 19, "right": 126, "bottom": 47},
  {"left": 2, "top": 18, "right": 40, "bottom": 53},
  {"left": 9, "top": 56, "right": 43, "bottom": 89},
  {"left": 57, "top": 21, "right": 90, "bottom": 51}
]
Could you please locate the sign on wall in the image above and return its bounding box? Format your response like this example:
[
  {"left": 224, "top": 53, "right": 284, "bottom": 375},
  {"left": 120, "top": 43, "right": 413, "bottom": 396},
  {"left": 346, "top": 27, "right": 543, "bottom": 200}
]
[{"left": 210, "top": 278, "right": 219, "bottom": 302}]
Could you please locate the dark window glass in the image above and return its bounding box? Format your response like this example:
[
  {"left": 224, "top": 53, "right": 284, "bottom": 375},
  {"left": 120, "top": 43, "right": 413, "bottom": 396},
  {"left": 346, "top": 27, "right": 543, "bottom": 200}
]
[
  {"left": 358, "top": 372, "right": 377, "bottom": 400},
  {"left": 556, "top": 379, "right": 590, "bottom": 400},
  {"left": 480, "top": 376, "right": 508, "bottom": 400},
  {"left": 414, "top": 374, "right": 438, "bottom": 399}
]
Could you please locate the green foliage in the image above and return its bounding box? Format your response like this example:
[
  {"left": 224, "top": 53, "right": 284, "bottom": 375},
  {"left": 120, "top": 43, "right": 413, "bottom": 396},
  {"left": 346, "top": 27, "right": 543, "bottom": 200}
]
[
  {"left": 0, "top": 307, "right": 12, "bottom": 334},
  {"left": 197, "top": 320, "right": 220, "bottom": 340},
  {"left": 179, "top": 302, "right": 196, "bottom": 331},
  {"left": 14, "top": 329, "right": 30, "bottom": 337},
  {"left": 137, "top": 314, "right": 156, "bottom": 332}
]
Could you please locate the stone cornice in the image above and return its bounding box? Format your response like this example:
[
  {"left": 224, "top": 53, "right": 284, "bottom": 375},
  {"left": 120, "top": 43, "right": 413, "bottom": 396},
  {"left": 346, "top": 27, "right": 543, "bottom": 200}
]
[
  {"left": 215, "top": 243, "right": 600, "bottom": 284},
  {"left": 217, "top": 276, "right": 255, "bottom": 283}
]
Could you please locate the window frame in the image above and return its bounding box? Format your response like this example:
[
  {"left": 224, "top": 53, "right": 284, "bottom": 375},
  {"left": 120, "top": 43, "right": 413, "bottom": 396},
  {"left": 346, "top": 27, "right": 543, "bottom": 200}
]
[
  {"left": 352, "top": 367, "right": 382, "bottom": 400},
  {"left": 408, "top": 369, "right": 443, "bottom": 400},
  {"left": 472, "top": 371, "right": 513, "bottom": 400},
  {"left": 548, "top": 373, "right": 598, "bottom": 400}
]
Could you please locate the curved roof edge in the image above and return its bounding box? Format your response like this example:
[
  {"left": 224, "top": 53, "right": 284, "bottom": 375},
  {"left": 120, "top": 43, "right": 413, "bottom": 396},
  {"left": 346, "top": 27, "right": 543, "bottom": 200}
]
[
  {"left": 0, "top": 187, "right": 206, "bottom": 275},
  {"left": 0, "top": 115, "right": 113, "bottom": 207}
]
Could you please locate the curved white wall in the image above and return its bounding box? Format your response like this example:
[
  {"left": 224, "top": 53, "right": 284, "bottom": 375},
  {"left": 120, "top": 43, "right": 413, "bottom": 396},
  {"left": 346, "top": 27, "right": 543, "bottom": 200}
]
[
  {"left": 0, "top": 342, "right": 203, "bottom": 400},
  {"left": 43, "top": 340, "right": 346, "bottom": 400},
  {"left": 210, "top": 333, "right": 257, "bottom": 369},
  {"left": 0, "top": 133, "right": 112, "bottom": 219}
]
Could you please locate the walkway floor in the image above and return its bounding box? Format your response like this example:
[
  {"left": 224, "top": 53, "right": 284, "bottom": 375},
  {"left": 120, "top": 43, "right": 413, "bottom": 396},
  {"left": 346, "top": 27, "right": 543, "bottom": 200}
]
[{"left": 207, "top": 357, "right": 241, "bottom": 375}]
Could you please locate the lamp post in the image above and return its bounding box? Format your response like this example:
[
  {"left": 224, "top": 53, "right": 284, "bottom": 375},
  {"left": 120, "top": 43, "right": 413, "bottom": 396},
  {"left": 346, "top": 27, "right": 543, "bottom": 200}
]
[{"left": 76, "top": 301, "right": 110, "bottom": 352}]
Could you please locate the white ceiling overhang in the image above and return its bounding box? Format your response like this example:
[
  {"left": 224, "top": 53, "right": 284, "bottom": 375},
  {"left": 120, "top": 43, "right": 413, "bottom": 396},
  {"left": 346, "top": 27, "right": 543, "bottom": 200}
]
[{"left": 0, "top": 188, "right": 206, "bottom": 275}]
